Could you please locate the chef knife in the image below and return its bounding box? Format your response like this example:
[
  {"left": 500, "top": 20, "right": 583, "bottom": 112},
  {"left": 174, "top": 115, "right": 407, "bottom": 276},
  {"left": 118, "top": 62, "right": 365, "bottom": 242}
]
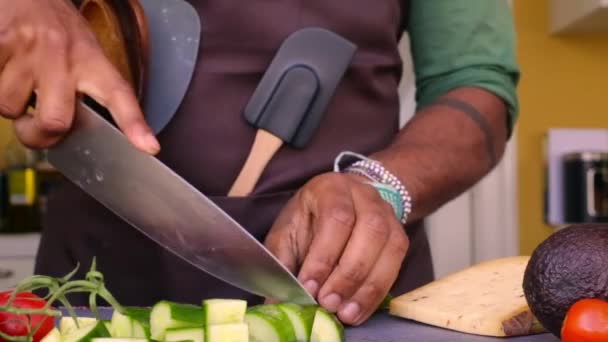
[{"left": 46, "top": 100, "right": 317, "bottom": 305}]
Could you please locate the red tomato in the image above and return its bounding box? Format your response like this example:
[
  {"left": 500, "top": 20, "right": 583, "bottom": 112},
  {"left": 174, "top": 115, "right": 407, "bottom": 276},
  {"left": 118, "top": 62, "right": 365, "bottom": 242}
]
[
  {"left": 0, "top": 291, "right": 54, "bottom": 342},
  {"left": 562, "top": 298, "right": 608, "bottom": 342}
]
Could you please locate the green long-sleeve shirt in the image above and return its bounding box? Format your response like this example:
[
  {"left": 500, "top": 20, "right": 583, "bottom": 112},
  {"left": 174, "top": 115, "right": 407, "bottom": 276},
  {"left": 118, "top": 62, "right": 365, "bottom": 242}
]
[{"left": 407, "top": 0, "right": 520, "bottom": 136}]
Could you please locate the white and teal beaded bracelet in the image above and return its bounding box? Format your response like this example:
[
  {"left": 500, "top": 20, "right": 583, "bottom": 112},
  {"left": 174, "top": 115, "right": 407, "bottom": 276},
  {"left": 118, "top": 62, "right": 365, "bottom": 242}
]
[{"left": 333, "top": 151, "right": 412, "bottom": 225}]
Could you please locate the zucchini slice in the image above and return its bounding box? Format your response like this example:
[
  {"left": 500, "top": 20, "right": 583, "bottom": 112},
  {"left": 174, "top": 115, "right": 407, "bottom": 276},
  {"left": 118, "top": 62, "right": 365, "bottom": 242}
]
[
  {"left": 205, "top": 323, "right": 248, "bottom": 342},
  {"left": 277, "top": 303, "right": 316, "bottom": 342},
  {"left": 150, "top": 301, "right": 205, "bottom": 341},
  {"left": 310, "top": 308, "right": 344, "bottom": 342},
  {"left": 245, "top": 305, "right": 296, "bottom": 342},
  {"left": 59, "top": 317, "right": 98, "bottom": 335},
  {"left": 203, "top": 299, "right": 247, "bottom": 325},
  {"left": 63, "top": 320, "right": 112, "bottom": 342},
  {"left": 165, "top": 327, "right": 205, "bottom": 342},
  {"left": 91, "top": 339, "right": 149, "bottom": 342},
  {"left": 40, "top": 328, "right": 61, "bottom": 342},
  {"left": 111, "top": 310, "right": 133, "bottom": 337}
]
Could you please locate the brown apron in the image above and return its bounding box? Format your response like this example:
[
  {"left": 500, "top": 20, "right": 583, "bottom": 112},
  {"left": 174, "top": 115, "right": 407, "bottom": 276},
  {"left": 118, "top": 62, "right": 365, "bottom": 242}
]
[{"left": 35, "top": 0, "right": 434, "bottom": 306}]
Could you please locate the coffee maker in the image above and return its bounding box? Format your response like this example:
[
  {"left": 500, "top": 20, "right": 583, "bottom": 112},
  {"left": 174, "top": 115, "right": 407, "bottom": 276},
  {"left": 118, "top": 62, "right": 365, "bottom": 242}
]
[{"left": 563, "top": 151, "right": 608, "bottom": 223}]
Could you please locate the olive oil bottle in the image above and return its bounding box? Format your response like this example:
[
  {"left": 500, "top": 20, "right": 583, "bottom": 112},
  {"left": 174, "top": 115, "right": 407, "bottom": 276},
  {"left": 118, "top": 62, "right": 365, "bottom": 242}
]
[
  {"left": 4, "top": 137, "right": 40, "bottom": 233},
  {"left": 0, "top": 171, "right": 7, "bottom": 231}
]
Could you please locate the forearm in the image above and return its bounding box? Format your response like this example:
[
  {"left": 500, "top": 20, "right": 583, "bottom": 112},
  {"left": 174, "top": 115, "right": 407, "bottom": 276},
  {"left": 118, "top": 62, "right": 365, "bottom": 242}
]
[{"left": 371, "top": 86, "right": 509, "bottom": 223}]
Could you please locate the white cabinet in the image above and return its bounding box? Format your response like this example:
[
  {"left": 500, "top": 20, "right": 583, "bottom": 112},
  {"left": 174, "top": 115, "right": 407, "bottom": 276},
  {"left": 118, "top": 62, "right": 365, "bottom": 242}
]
[
  {"left": 551, "top": 0, "right": 608, "bottom": 34},
  {"left": 0, "top": 233, "right": 40, "bottom": 290}
]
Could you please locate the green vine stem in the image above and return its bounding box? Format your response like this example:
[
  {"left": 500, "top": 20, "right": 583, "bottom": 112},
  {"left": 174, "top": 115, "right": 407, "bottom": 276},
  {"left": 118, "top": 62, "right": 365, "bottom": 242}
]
[{"left": 0, "top": 258, "right": 124, "bottom": 342}]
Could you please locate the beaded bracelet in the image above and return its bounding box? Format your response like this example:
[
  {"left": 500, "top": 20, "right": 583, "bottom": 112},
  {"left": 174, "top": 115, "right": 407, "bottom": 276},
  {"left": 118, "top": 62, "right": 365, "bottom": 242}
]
[{"left": 333, "top": 151, "right": 412, "bottom": 225}]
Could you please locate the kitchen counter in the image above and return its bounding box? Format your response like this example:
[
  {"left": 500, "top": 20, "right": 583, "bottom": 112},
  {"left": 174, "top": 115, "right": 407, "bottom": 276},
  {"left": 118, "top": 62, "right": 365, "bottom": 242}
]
[
  {"left": 346, "top": 313, "right": 559, "bottom": 341},
  {"left": 68, "top": 308, "right": 559, "bottom": 341}
]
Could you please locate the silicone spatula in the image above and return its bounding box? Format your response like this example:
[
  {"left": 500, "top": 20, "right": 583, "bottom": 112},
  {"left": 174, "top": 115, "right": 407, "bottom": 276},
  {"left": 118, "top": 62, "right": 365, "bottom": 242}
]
[
  {"left": 72, "top": 0, "right": 201, "bottom": 134},
  {"left": 228, "top": 28, "right": 356, "bottom": 197},
  {"left": 138, "top": 0, "right": 201, "bottom": 135}
]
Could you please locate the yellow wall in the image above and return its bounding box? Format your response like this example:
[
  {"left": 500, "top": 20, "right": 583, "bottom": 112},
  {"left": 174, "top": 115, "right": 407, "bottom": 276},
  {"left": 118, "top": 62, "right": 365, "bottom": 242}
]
[{"left": 514, "top": 0, "right": 608, "bottom": 254}]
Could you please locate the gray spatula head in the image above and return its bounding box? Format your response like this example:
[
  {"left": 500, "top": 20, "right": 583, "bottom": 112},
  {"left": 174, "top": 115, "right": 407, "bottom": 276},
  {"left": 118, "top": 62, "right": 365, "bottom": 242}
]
[
  {"left": 139, "top": 0, "right": 201, "bottom": 135},
  {"left": 243, "top": 28, "right": 357, "bottom": 149}
]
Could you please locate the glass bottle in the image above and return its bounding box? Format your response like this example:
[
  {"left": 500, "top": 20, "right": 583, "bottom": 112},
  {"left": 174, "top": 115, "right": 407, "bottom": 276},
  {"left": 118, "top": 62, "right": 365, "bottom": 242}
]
[{"left": 4, "top": 137, "right": 40, "bottom": 233}]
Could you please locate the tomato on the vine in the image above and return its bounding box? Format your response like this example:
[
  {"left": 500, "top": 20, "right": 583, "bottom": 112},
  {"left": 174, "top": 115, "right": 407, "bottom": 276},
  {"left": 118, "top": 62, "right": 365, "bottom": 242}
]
[
  {"left": 562, "top": 298, "right": 608, "bottom": 342},
  {"left": 0, "top": 291, "right": 54, "bottom": 342}
]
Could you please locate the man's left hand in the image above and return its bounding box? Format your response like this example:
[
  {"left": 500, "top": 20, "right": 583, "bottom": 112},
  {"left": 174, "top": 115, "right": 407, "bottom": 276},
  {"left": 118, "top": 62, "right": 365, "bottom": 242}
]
[{"left": 265, "top": 172, "right": 409, "bottom": 326}]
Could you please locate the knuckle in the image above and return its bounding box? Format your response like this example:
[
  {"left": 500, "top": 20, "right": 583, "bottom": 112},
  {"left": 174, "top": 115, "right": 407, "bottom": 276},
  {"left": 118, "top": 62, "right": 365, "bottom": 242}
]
[
  {"left": 17, "top": 24, "right": 36, "bottom": 46},
  {"left": 336, "top": 261, "right": 367, "bottom": 285},
  {"left": 0, "top": 27, "right": 16, "bottom": 48},
  {"left": 109, "top": 80, "right": 135, "bottom": 101},
  {"left": 326, "top": 205, "right": 356, "bottom": 227},
  {"left": 40, "top": 27, "right": 69, "bottom": 50},
  {"left": 362, "top": 281, "right": 385, "bottom": 301},
  {"left": 307, "top": 256, "right": 335, "bottom": 279},
  {"left": 38, "top": 115, "right": 70, "bottom": 134},
  {"left": 390, "top": 232, "right": 410, "bottom": 258},
  {"left": 360, "top": 212, "right": 390, "bottom": 237}
]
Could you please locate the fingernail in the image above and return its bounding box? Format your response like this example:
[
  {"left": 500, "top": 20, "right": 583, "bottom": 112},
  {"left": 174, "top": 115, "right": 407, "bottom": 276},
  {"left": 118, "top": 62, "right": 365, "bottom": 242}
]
[
  {"left": 143, "top": 134, "right": 160, "bottom": 154},
  {"left": 340, "top": 302, "right": 361, "bottom": 323},
  {"left": 304, "top": 280, "right": 319, "bottom": 296},
  {"left": 321, "top": 293, "right": 342, "bottom": 312}
]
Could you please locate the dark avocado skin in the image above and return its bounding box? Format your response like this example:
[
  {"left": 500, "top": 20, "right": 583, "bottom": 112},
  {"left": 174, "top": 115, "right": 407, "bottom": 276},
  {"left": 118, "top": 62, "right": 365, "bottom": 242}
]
[{"left": 523, "top": 224, "right": 608, "bottom": 338}]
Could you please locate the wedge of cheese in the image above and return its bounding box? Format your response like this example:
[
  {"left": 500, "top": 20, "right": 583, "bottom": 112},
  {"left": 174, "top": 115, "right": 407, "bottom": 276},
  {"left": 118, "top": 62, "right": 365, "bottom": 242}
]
[{"left": 389, "top": 256, "right": 546, "bottom": 337}]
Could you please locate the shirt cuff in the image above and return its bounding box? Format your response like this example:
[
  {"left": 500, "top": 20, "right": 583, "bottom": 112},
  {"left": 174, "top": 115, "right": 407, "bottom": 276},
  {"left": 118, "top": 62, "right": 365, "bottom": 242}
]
[{"left": 415, "top": 65, "right": 520, "bottom": 139}]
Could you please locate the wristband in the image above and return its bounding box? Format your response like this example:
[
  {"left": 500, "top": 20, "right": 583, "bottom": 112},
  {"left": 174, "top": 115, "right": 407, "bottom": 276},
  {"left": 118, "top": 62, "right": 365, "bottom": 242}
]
[{"left": 333, "top": 151, "right": 412, "bottom": 225}]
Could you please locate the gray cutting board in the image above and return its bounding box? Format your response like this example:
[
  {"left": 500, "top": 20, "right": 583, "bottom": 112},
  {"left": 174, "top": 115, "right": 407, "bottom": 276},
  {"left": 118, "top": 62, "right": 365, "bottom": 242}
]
[
  {"left": 65, "top": 308, "right": 560, "bottom": 341},
  {"left": 346, "top": 313, "right": 560, "bottom": 342}
]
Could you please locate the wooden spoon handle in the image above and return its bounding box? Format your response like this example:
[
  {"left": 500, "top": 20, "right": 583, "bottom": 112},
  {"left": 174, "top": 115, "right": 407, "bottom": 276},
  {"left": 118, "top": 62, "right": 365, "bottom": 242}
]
[{"left": 228, "top": 129, "right": 283, "bottom": 197}]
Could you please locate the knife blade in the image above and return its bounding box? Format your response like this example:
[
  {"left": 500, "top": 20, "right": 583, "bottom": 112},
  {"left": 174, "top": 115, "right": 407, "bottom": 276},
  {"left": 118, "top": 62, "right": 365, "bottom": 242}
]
[{"left": 47, "top": 101, "right": 316, "bottom": 305}]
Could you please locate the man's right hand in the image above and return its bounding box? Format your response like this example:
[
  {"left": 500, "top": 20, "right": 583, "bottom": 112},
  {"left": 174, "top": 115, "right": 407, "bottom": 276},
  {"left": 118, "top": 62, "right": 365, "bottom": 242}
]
[{"left": 0, "top": 0, "right": 159, "bottom": 154}]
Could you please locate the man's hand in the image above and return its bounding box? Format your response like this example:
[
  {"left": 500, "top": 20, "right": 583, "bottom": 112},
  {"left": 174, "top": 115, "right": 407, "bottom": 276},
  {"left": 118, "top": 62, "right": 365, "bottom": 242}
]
[
  {"left": 0, "top": 0, "right": 159, "bottom": 153},
  {"left": 265, "top": 173, "right": 409, "bottom": 326}
]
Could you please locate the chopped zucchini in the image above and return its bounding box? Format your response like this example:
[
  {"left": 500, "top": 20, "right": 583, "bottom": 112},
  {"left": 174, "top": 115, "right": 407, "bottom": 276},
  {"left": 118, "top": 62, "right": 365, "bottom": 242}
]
[
  {"left": 91, "top": 339, "right": 148, "bottom": 342},
  {"left": 245, "top": 305, "right": 296, "bottom": 342},
  {"left": 131, "top": 321, "right": 148, "bottom": 339},
  {"left": 40, "top": 328, "right": 61, "bottom": 342},
  {"left": 205, "top": 323, "right": 248, "bottom": 342},
  {"left": 150, "top": 301, "right": 205, "bottom": 341},
  {"left": 59, "top": 317, "right": 98, "bottom": 335},
  {"left": 63, "top": 320, "right": 112, "bottom": 342},
  {"left": 111, "top": 310, "right": 133, "bottom": 337},
  {"left": 310, "top": 308, "right": 344, "bottom": 342},
  {"left": 121, "top": 307, "right": 151, "bottom": 339},
  {"left": 165, "top": 327, "right": 205, "bottom": 342},
  {"left": 277, "top": 303, "right": 316, "bottom": 342},
  {"left": 203, "top": 299, "right": 247, "bottom": 325},
  {"left": 102, "top": 321, "right": 113, "bottom": 335}
]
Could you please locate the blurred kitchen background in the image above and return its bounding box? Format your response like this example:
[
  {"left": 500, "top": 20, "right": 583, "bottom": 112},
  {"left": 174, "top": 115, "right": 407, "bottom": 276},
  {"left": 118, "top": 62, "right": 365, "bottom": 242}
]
[{"left": 0, "top": 0, "right": 606, "bottom": 290}]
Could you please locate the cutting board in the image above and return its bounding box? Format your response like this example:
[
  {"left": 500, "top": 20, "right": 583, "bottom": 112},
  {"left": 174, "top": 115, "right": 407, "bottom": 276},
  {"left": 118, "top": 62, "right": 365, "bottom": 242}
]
[
  {"left": 346, "top": 313, "right": 559, "bottom": 342},
  {"left": 63, "top": 308, "right": 559, "bottom": 341}
]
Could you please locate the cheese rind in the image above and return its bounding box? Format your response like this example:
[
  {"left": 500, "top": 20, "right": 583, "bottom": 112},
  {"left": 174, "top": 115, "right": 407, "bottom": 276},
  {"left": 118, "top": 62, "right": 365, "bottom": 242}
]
[{"left": 389, "top": 256, "right": 546, "bottom": 337}]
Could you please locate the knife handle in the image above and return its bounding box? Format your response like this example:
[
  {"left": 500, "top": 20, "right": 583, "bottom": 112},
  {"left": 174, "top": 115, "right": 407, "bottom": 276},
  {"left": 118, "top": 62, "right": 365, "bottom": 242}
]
[{"left": 228, "top": 129, "right": 283, "bottom": 197}]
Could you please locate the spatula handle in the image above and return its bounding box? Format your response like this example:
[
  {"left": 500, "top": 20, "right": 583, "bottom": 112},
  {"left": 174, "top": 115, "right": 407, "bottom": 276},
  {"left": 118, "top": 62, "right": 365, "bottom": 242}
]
[{"left": 228, "top": 129, "right": 283, "bottom": 197}]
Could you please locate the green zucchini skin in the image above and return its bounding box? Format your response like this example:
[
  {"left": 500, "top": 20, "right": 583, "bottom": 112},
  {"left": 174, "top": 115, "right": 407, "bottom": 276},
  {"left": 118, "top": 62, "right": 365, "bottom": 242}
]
[
  {"left": 63, "top": 320, "right": 112, "bottom": 342},
  {"left": 277, "top": 303, "right": 317, "bottom": 342},
  {"left": 245, "top": 304, "right": 297, "bottom": 342},
  {"left": 310, "top": 308, "right": 345, "bottom": 342},
  {"left": 150, "top": 301, "right": 205, "bottom": 341}
]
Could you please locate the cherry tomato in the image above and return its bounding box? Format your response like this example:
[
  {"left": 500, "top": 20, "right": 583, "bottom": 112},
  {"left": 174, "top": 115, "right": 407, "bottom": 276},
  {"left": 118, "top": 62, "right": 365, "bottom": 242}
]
[
  {"left": 562, "top": 298, "right": 608, "bottom": 342},
  {"left": 0, "top": 291, "right": 54, "bottom": 342}
]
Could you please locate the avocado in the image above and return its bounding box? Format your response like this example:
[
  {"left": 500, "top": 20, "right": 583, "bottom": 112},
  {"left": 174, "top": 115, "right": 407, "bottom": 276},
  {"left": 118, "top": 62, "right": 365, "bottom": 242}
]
[{"left": 523, "top": 224, "right": 608, "bottom": 338}]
